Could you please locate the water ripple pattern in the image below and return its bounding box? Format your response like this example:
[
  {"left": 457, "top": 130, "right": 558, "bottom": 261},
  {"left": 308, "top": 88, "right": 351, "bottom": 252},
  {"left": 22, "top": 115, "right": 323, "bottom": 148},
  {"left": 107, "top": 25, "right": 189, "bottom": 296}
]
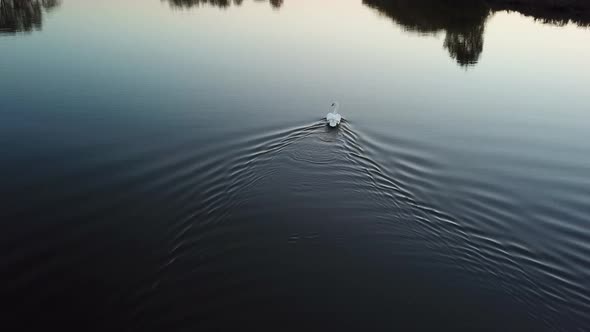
[{"left": 2, "top": 117, "right": 589, "bottom": 331}]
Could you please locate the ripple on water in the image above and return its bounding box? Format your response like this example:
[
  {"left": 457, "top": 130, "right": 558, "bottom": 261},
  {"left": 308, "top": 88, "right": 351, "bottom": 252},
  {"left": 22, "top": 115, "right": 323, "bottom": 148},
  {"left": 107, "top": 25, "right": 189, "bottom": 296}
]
[
  {"left": 359, "top": 124, "right": 590, "bottom": 330},
  {"left": 3, "top": 117, "right": 589, "bottom": 331}
]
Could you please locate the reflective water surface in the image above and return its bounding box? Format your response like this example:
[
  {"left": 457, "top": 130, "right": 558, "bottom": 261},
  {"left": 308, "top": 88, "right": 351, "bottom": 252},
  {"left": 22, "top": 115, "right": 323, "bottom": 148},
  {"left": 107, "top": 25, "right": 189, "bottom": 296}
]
[{"left": 1, "top": 0, "right": 590, "bottom": 330}]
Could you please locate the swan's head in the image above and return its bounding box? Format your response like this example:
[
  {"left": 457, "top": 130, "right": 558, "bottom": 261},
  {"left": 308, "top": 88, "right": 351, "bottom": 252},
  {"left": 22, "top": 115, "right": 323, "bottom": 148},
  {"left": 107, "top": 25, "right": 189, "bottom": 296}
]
[{"left": 330, "top": 102, "right": 339, "bottom": 114}]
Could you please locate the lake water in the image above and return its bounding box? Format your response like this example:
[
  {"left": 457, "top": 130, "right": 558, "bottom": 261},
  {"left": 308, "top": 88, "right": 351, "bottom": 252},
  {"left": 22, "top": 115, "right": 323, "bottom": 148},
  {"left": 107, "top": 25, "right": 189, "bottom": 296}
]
[{"left": 2, "top": 0, "right": 590, "bottom": 330}]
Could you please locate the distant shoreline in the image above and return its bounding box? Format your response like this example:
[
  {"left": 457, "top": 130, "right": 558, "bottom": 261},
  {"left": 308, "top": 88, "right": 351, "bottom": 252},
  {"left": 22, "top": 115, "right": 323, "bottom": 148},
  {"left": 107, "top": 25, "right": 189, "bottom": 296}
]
[
  {"left": 487, "top": 0, "right": 590, "bottom": 10},
  {"left": 486, "top": 0, "right": 590, "bottom": 25}
]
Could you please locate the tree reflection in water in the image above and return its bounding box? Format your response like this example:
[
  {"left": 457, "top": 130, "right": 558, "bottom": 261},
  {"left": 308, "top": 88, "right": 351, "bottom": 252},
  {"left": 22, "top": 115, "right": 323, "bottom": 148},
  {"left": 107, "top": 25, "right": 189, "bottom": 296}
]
[
  {"left": 363, "top": 0, "right": 489, "bottom": 67},
  {"left": 3, "top": 0, "right": 586, "bottom": 65},
  {"left": 443, "top": 24, "right": 485, "bottom": 67},
  {"left": 166, "top": 0, "right": 588, "bottom": 67},
  {"left": 165, "top": 0, "right": 282, "bottom": 9},
  {"left": 0, "top": 0, "right": 60, "bottom": 34},
  {"left": 165, "top": 0, "right": 489, "bottom": 67}
]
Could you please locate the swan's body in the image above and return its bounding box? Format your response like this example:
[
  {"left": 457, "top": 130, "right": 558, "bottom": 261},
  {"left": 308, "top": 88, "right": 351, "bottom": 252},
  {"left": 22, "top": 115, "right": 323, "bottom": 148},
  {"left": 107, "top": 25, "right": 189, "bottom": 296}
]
[{"left": 326, "top": 102, "right": 342, "bottom": 127}]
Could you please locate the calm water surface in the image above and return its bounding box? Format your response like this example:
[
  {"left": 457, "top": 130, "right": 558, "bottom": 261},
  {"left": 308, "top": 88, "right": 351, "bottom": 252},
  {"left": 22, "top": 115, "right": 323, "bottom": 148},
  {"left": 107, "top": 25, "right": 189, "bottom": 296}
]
[{"left": 1, "top": 0, "right": 590, "bottom": 330}]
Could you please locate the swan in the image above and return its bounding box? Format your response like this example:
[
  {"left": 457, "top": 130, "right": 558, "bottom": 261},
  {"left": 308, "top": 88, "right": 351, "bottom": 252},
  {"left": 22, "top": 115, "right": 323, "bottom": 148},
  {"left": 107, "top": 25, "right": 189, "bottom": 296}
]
[{"left": 326, "top": 102, "right": 342, "bottom": 127}]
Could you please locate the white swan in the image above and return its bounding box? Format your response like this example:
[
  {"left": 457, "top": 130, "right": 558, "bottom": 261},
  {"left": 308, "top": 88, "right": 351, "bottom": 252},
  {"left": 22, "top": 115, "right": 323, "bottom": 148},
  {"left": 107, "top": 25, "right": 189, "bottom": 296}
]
[{"left": 326, "top": 102, "right": 342, "bottom": 127}]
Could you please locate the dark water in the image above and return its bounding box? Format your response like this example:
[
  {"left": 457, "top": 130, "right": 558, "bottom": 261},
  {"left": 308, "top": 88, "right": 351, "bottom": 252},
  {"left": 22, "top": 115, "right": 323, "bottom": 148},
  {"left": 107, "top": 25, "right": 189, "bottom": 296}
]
[{"left": 2, "top": 0, "right": 590, "bottom": 330}]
